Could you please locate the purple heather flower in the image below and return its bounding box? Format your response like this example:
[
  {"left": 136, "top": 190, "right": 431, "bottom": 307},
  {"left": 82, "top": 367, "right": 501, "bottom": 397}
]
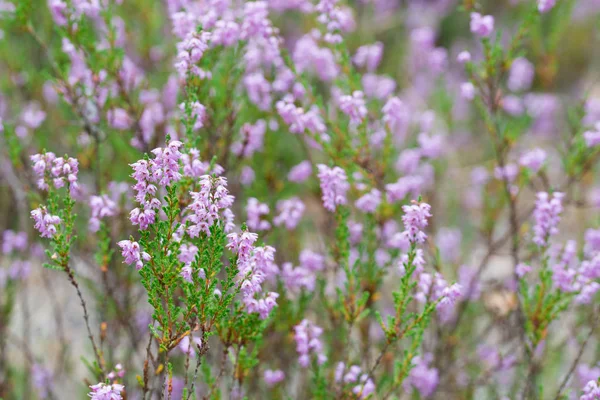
[
  {"left": 533, "top": 192, "right": 564, "bottom": 247},
  {"left": 178, "top": 243, "right": 198, "bottom": 264},
  {"left": 516, "top": 263, "right": 532, "bottom": 277},
  {"left": 294, "top": 319, "right": 327, "bottom": 367},
  {"left": 288, "top": 160, "right": 312, "bottom": 182},
  {"left": 581, "top": 380, "right": 600, "bottom": 400},
  {"left": 2, "top": 230, "right": 28, "bottom": 254},
  {"left": 355, "top": 188, "right": 382, "bottom": 213},
  {"left": 107, "top": 108, "right": 132, "bottom": 130},
  {"left": 407, "top": 354, "right": 439, "bottom": 397},
  {"left": 396, "top": 149, "right": 422, "bottom": 175},
  {"left": 383, "top": 96, "right": 410, "bottom": 140},
  {"left": 88, "top": 383, "right": 124, "bottom": 400},
  {"left": 317, "top": 164, "right": 349, "bottom": 212},
  {"left": 117, "top": 240, "right": 150, "bottom": 270},
  {"left": 232, "top": 120, "right": 266, "bottom": 158},
  {"left": 89, "top": 195, "right": 118, "bottom": 232},
  {"left": 186, "top": 175, "right": 235, "bottom": 237},
  {"left": 264, "top": 369, "right": 285, "bottom": 387},
  {"left": 402, "top": 201, "right": 432, "bottom": 244},
  {"left": 246, "top": 197, "right": 271, "bottom": 231},
  {"left": 339, "top": 91, "right": 367, "bottom": 125},
  {"left": 273, "top": 197, "right": 305, "bottom": 230},
  {"left": 503, "top": 95, "right": 525, "bottom": 116},
  {"left": 519, "top": 148, "right": 546, "bottom": 173},
  {"left": 240, "top": 166, "right": 256, "bottom": 186},
  {"left": 299, "top": 249, "right": 325, "bottom": 272},
  {"left": 457, "top": 51, "right": 471, "bottom": 63},
  {"left": 178, "top": 335, "right": 203, "bottom": 356},
  {"left": 32, "top": 364, "right": 53, "bottom": 399},
  {"left": 538, "top": 0, "right": 557, "bottom": 13},
  {"left": 470, "top": 12, "right": 494, "bottom": 37},
  {"left": 362, "top": 74, "right": 396, "bottom": 99},
  {"left": 353, "top": 42, "right": 383, "bottom": 72},
  {"left": 31, "top": 208, "right": 61, "bottom": 238},
  {"left": 418, "top": 133, "right": 445, "bottom": 159},
  {"left": 584, "top": 123, "right": 600, "bottom": 148},
  {"left": 508, "top": 57, "right": 535, "bottom": 92},
  {"left": 494, "top": 164, "right": 519, "bottom": 183},
  {"left": 48, "top": 0, "right": 68, "bottom": 26},
  {"left": 460, "top": 82, "right": 475, "bottom": 100},
  {"left": 436, "top": 227, "right": 462, "bottom": 263}
]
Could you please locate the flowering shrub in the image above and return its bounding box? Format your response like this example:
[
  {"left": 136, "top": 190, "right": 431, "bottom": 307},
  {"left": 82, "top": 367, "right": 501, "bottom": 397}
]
[{"left": 1, "top": 0, "right": 600, "bottom": 399}]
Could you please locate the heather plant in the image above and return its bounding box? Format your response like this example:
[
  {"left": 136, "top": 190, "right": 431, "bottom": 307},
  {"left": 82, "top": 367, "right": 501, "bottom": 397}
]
[{"left": 2, "top": 0, "right": 600, "bottom": 399}]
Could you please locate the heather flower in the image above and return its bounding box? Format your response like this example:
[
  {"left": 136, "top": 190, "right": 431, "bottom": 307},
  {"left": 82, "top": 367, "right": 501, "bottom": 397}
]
[
  {"left": 339, "top": 91, "right": 367, "bottom": 125},
  {"left": 2, "top": 230, "right": 28, "bottom": 254},
  {"left": 317, "top": 164, "right": 349, "bottom": 212},
  {"left": 89, "top": 195, "right": 118, "bottom": 232},
  {"left": 533, "top": 192, "right": 564, "bottom": 247},
  {"left": 48, "top": 0, "right": 68, "bottom": 26},
  {"left": 232, "top": 120, "right": 267, "bottom": 158},
  {"left": 181, "top": 148, "right": 210, "bottom": 178},
  {"left": 519, "top": 148, "right": 547, "bottom": 173},
  {"left": 355, "top": 188, "right": 382, "bottom": 213},
  {"left": 88, "top": 382, "right": 124, "bottom": 400},
  {"left": 178, "top": 243, "right": 198, "bottom": 264},
  {"left": 240, "top": 166, "right": 255, "bottom": 186},
  {"left": 508, "top": 58, "right": 535, "bottom": 92},
  {"left": 503, "top": 95, "right": 525, "bottom": 116},
  {"left": 107, "top": 108, "right": 132, "bottom": 130},
  {"left": 396, "top": 149, "right": 421, "bottom": 174},
  {"left": 273, "top": 197, "right": 305, "bottom": 229},
  {"left": 31, "top": 207, "right": 61, "bottom": 238},
  {"left": 117, "top": 240, "right": 150, "bottom": 270},
  {"left": 581, "top": 380, "right": 600, "bottom": 400},
  {"left": 175, "top": 31, "right": 212, "bottom": 78},
  {"left": 584, "top": 123, "right": 600, "bottom": 148},
  {"left": 470, "top": 12, "right": 494, "bottom": 37},
  {"left": 299, "top": 249, "right": 325, "bottom": 272},
  {"left": 353, "top": 42, "right": 383, "bottom": 72},
  {"left": 494, "top": 164, "right": 519, "bottom": 183},
  {"left": 294, "top": 319, "right": 327, "bottom": 367},
  {"left": 407, "top": 354, "right": 439, "bottom": 397},
  {"left": 457, "top": 51, "right": 471, "bottom": 63},
  {"left": 32, "top": 364, "right": 53, "bottom": 399},
  {"left": 516, "top": 263, "right": 532, "bottom": 277},
  {"left": 383, "top": 96, "right": 410, "bottom": 140},
  {"left": 31, "top": 152, "right": 79, "bottom": 193},
  {"left": 264, "top": 369, "right": 285, "bottom": 387},
  {"left": 178, "top": 335, "right": 203, "bottom": 356},
  {"left": 288, "top": 160, "right": 312, "bottom": 182},
  {"left": 418, "top": 133, "right": 445, "bottom": 159},
  {"left": 402, "top": 201, "right": 432, "bottom": 244},
  {"left": 244, "top": 72, "right": 272, "bottom": 111},
  {"left": 362, "top": 74, "right": 396, "bottom": 99},
  {"left": 436, "top": 228, "right": 462, "bottom": 263},
  {"left": 386, "top": 176, "right": 424, "bottom": 203},
  {"left": 21, "top": 102, "right": 46, "bottom": 129},
  {"left": 538, "top": 0, "right": 557, "bottom": 13},
  {"left": 150, "top": 140, "right": 183, "bottom": 186},
  {"left": 246, "top": 197, "right": 271, "bottom": 231},
  {"left": 460, "top": 82, "right": 475, "bottom": 100},
  {"left": 187, "top": 175, "right": 235, "bottom": 237}
]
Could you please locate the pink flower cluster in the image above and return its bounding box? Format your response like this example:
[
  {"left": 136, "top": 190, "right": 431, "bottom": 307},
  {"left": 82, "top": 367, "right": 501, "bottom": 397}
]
[
  {"left": 317, "top": 164, "right": 349, "bottom": 212},
  {"left": 186, "top": 175, "right": 235, "bottom": 237},
  {"left": 294, "top": 319, "right": 327, "bottom": 367},
  {"left": 31, "top": 152, "right": 79, "bottom": 194},
  {"left": 31, "top": 207, "right": 61, "bottom": 239},
  {"left": 117, "top": 240, "right": 150, "bottom": 270},
  {"left": 227, "top": 231, "right": 279, "bottom": 319},
  {"left": 129, "top": 140, "right": 183, "bottom": 230}
]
